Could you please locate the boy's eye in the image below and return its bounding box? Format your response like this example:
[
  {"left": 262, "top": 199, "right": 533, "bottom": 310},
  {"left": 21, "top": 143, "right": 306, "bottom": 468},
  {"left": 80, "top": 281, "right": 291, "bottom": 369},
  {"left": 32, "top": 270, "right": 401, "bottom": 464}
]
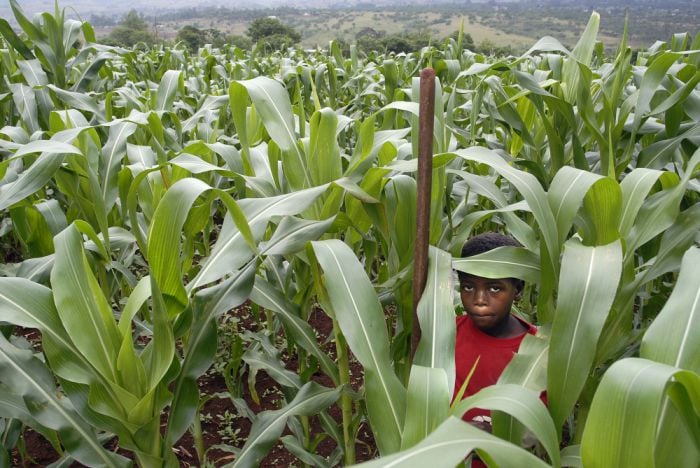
[
  {"left": 489, "top": 286, "right": 501, "bottom": 293},
  {"left": 462, "top": 285, "right": 474, "bottom": 292}
]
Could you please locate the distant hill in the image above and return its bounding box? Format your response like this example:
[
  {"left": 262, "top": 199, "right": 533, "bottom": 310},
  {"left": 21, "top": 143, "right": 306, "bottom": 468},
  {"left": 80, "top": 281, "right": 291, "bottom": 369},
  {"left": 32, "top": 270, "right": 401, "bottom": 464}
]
[{"left": 2, "top": 0, "right": 697, "bottom": 51}]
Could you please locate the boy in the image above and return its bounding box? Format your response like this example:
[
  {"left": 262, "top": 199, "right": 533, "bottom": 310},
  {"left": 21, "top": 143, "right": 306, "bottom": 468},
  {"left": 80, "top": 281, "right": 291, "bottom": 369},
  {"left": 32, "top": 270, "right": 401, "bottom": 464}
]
[{"left": 453, "top": 232, "right": 537, "bottom": 428}]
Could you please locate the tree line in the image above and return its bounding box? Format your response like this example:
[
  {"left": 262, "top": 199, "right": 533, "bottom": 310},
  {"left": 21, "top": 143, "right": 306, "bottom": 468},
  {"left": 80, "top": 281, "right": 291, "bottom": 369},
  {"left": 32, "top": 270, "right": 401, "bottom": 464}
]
[{"left": 101, "top": 10, "right": 508, "bottom": 55}]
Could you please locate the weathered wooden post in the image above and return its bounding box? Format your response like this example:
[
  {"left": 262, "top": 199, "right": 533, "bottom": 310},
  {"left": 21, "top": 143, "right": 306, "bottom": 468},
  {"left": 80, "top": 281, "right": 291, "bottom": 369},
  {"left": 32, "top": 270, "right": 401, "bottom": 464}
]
[{"left": 411, "top": 67, "right": 435, "bottom": 360}]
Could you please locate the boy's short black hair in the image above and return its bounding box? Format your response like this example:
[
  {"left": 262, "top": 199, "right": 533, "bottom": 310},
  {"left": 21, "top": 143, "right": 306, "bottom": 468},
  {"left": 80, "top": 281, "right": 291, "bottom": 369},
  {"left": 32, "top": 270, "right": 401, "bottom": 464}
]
[
  {"left": 459, "top": 232, "right": 524, "bottom": 290},
  {"left": 461, "top": 232, "right": 521, "bottom": 257}
]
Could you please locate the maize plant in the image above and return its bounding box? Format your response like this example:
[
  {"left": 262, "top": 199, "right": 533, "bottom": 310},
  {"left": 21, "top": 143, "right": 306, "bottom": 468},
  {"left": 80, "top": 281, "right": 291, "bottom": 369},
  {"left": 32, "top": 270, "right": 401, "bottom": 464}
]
[{"left": 0, "top": 1, "right": 698, "bottom": 466}]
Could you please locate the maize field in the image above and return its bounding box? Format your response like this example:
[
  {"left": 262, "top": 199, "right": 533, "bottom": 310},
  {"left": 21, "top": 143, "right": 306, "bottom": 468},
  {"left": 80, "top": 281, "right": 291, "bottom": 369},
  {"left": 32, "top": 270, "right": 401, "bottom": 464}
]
[{"left": 0, "top": 0, "right": 699, "bottom": 466}]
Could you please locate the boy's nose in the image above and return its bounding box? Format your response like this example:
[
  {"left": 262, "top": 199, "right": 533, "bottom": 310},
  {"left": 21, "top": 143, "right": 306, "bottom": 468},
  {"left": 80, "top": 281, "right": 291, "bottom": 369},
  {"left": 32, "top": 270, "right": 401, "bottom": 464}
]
[{"left": 474, "top": 289, "right": 488, "bottom": 305}]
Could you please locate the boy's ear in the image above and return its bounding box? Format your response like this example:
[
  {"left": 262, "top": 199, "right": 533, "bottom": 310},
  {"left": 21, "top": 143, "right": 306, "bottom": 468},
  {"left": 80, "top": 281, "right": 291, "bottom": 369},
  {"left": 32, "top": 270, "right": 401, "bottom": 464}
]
[{"left": 513, "top": 279, "right": 524, "bottom": 298}]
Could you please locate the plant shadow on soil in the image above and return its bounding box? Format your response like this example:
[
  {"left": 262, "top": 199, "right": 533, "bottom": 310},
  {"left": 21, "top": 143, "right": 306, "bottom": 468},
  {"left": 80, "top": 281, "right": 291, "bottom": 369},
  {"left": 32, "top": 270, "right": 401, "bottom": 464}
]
[{"left": 11, "top": 307, "right": 377, "bottom": 467}]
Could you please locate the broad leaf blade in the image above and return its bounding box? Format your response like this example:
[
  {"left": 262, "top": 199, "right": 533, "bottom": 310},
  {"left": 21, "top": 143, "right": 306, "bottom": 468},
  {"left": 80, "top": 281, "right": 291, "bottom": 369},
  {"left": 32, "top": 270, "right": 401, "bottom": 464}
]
[
  {"left": 453, "top": 245, "right": 541, "bottom": 285},
  {"left": 548, "top": 239, "right": 622, "bottom": 429},
  {"left": 355, "top": 416, "right": 548, "bottom": 468},
  {"left": 401, "top": 366, "right": 450, "bottom": 450},
  {"left": 582, "top": 358, "right": 700, "bottom": 468},
  {"left": 454, "top": 384, "right": 560, "bottom": 467},
  {"left": 641, "top": 247, "right": 700, "bottom": 373},
  {"left": 414, "top": 247, "right": 456, "bottom": 391},
  {"left": 312, "top": 239, "right": 406, "bottom": 455},
  {"left": 52, "top": 224, "right": 121, "bottom": 383},
  {"left": 0, "top": 335, "right": 129, "bottom": 468}
]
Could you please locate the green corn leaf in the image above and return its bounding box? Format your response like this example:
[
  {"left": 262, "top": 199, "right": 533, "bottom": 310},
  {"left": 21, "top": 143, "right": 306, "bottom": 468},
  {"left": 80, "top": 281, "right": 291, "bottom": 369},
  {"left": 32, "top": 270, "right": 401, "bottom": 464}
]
[
  {"left": 401, "top": 366, "right": 450, "bottom": 450},
  {"left": 484, "top": 76, "right": 534, "bottom": 147},
  {"left": 142, "top": 276, "right": 175, "bottom": 390},
  {"left": 115, "top": 315, "right": 147, "bottom": 398},
  {"left": 547, "top": 166, "right": 604, "bottom": 245},
  {"left": 641, "top": 247, "right": 700, "bottom": 373},
  {"left": 354, "top": 416, "right": 548, "bottom": 468},
  {"left": 52, "top": 224, "right": 122, "bottom": 383},
  {"left": 493, "top": 333, "right": 550, "bottom": 448},
  {"left": 383, "top": 175, "right": 416, "bottom": 270},
  {"left": 8, "top": 0, "right": 43, "bottom": 42},
  {"left": 641, "top": 246, "right": 700, "bottom": 467},
  {"left": 101, "top": 121, "right": 137, "bottom": 213},
  {"left": 155, "top": 70, "right": 183, "bottom": 112},
  {"left": 117, "top": 277, "right": 150, "bottom": 337},
  {"left": 454, "top": 384, "right": 561, "bottom": 467},
  {"left": 10, "top": 204, "right": 55, "bottom": 257},
  {"left": 230, "top": 381, "right": 341, "bottom": 468},
  {"left": 15, "top": 255, "right": 54, "bottom": 283},
  {"left": 243, "top": 347, "right": 302, "bottom": 390},
  {"left": 522, "top": 36, "right": 571, "bottom": 57},
  {"left": 548, "top": 239, "right": 623, "bottom": 430},
  {"left": 578, "top": 177, "right": 623, "bottom": 246},
  {"left": 259, "top": 216, "right": 336, "bottom": 256},
  {"left": 9, "top": 83, "right": 39, "bottom": 134},
  {"left": 279, "top": 435, "right": 331, "bottom": 468},
  {"left": 453, "top": 246, "right": 541, "bottom": 284},
  {"left": 0, "top": 392, "right": 55, "bottom": 446},
  {"left": 47, "top": 85, "right": 105, "bottom": 119},
  {"left": 0, "top": 17, "right": 34, "bottom": 59},
  {"left": 598, "top": 205, "right": 700, "bottom": 373},
  {"left": 562, "top": 11, "right": 599, "bottom": 104},
  {"left": 648, "top": 72, "right": 700, "bottom": 118},
  {"left": 309, "top": 107, "right": 342, "bottom": 185},
  {"left": 618, "top": 168, "right": 675, "bottom": 237},
  {"left": 72, "top": 51, "right": 109, "bottom": 93},
  {"left": 148, "top": 178, "right": 213, "bottom": 314},
  {"left": 0, "top": 277, "right": 93, "bottom": 385},
  {"left": 312, "top": 239, "right": 406, "bottom": 455},
  {"left": 0, "top": 335, "right": 130, "bottom": 468},
  {"left": 499, "top": 333, "right": 549, "bottom": 392},
  {"left": 634, "top": 204, "right": 700, "bottom": 288},
  {"left": 0, "top": 139, "right": 81, "bottom": 161},
  {"left": 331, "top": 177, "right": 379, "bottom": 204},
  {"left": 16, "top": 59, "right": 52, "bottom": 126},
  {"left": 148, "top": 178, "right": 255, "bottom": 315},
  {"left": 581, "top": 358, "right": 700, "bottom": 468},
  {"left": 35, "top": 199, "right": 68, "bottom": 235},
  {"left": 448, "top": 170, "right": 537, "bottom": 252},
  {"left": 561, "top": 445, "right": 582, "bottom": 467},
  {"left": 170, "top": 153, "right": 234, "bottom": 175},
  {"left": 414, "top": 247, "right": 456, "bottom": 391}
]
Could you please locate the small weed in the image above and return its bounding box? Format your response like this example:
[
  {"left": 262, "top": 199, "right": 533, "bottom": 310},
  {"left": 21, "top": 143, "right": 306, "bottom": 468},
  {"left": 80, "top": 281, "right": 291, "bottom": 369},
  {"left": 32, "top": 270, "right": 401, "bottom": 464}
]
[{"left": 215, "top": 410, "right": 244, "bottom": 445}]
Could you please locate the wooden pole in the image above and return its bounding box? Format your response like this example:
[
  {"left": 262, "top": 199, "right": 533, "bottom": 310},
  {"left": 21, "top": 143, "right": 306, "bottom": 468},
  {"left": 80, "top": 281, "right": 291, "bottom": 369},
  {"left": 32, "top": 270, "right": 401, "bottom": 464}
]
[{"left": 411, "top": 68, "right": 435, "bottom": 360}]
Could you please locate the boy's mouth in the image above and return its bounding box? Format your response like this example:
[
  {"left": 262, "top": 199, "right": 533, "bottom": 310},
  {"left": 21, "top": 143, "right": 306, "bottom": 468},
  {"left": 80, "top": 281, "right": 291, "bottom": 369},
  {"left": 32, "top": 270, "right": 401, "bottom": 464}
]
[{"left": 468, "top": 311, "right": 494, "bottom": 318}]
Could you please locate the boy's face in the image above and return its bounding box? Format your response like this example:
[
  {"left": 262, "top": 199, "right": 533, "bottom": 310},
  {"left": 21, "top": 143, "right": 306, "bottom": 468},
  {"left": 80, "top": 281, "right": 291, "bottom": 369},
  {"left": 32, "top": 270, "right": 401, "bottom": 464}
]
[{"left": 459, "top": 274, "right": 522, "bottom": 335}]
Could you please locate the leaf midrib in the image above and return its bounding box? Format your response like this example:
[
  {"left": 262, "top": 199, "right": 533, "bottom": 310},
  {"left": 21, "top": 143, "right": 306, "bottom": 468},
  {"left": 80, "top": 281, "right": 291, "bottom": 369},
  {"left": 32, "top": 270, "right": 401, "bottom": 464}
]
[{"left": 322, "top": 243, "right": 403, "bottom": 437}]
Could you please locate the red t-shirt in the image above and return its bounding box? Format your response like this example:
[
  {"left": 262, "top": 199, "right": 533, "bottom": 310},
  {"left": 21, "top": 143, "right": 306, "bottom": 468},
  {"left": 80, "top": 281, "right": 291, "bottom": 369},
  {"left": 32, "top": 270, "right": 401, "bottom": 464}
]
[{"left": 453, "top": 314, "right": 537, "bottom": 421}]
